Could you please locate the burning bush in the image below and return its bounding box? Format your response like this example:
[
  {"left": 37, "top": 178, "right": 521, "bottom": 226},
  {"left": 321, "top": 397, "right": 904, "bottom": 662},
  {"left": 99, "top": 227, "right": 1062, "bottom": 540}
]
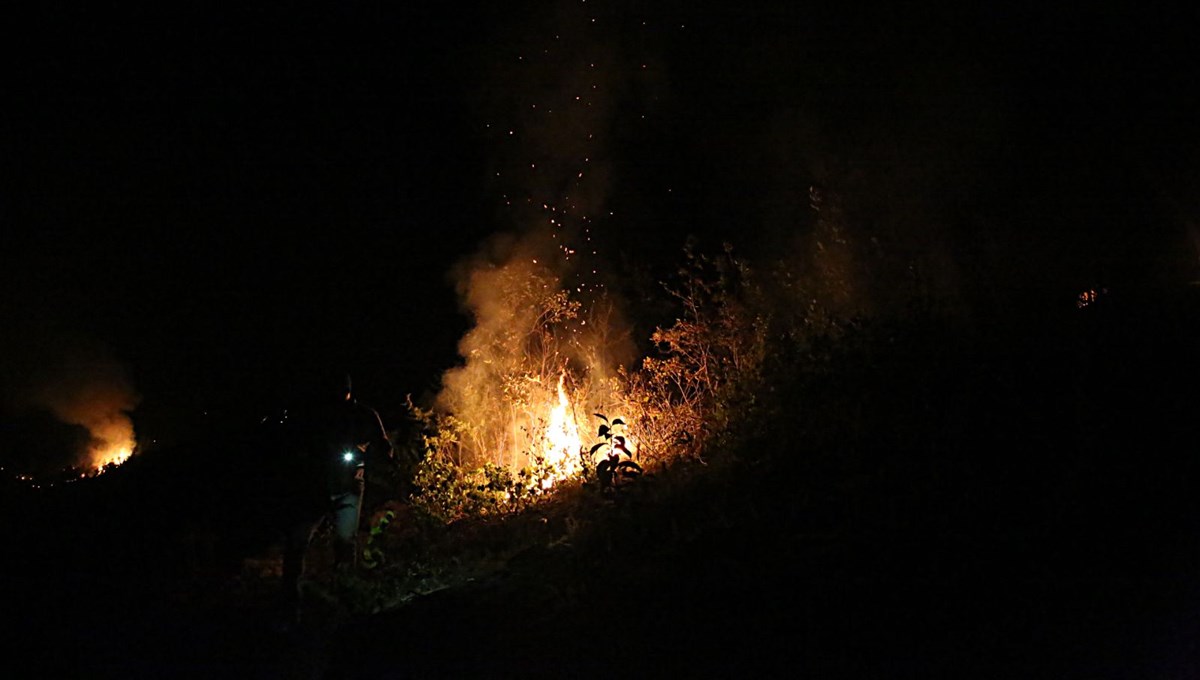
[
  {"left": 437, "top": 255, "right": 585, "bottom": 469},
  {"left": 346, "top": 235, "right": 879, "bottom": 620},
  {"left": 405, "top": 239, "right": 794, "bottom": 520},
  {"left": 403, "top": 393, "right": 578, "bottom": 523}
]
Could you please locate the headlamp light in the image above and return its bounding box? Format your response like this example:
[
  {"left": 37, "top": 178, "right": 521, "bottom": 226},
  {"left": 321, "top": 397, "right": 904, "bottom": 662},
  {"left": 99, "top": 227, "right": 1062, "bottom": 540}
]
[{"left": 342, "top": 451, "right": 356, "bottom": 463}]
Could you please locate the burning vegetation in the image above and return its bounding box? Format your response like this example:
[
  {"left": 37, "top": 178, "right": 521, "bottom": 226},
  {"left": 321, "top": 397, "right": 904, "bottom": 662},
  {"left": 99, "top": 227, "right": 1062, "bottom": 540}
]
[
  {"left": 405, "top": 238, "right": 637, "bottom": 518},
  {"left": 393, "top": 2, "right": 869, "bottom": 522},
  {"left": 328, "top": 225, "right": 876, "bottom": 623},
  {"left": 0, "top": 339, "right": 140, "bottom": 487},
  {"left": 398, "top": 232, "right": 846, "bottom": 526}
]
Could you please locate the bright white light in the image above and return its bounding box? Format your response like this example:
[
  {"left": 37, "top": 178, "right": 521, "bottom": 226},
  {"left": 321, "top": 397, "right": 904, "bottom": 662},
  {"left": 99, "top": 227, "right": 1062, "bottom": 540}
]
[{"left": 343, "top": 451, "right": 355, "bottom": 463}]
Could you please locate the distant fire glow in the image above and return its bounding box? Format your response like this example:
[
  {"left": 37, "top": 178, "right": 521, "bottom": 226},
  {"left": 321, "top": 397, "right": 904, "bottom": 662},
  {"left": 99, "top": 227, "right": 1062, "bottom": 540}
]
[
  {"left": 93, "top": 443, "right": 133, "bottom": 472},
  {"left": 1077, "top": 288, "right": 1107, "bottom": 309},
  {"left": 86, "top": 413, "right": 137, "bottom": 473},
  {"left": 9, "top": 343, "right": 142, "bottom": 482}
]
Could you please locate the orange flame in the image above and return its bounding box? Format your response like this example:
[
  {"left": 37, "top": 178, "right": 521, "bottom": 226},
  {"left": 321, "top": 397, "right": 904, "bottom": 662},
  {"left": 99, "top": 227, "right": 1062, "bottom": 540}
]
[
  {"left": 540, "top": 373, "right": 583, "bottom": 488},
  {"left": 93, "top": 443, "right": 134, "bottom": 472},
  {"left": 86, "top": 416, "right": 137, "bottom": 473}
]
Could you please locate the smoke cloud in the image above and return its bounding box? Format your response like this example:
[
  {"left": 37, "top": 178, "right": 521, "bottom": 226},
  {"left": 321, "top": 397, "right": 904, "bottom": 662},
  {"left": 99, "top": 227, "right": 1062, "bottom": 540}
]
[{"left": 434, "top": 3, "right": 651, "bottom": 467}]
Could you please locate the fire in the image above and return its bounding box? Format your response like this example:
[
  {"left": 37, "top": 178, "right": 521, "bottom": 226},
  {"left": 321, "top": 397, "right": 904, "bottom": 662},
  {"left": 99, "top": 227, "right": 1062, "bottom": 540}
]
[
  {"left": 540, "top": 373, "right": 583, "bottom": 489},
  {"left": 93, "top": 443, "right": 134, "bottom": 472},
  {"left": 88, "top": 418, "right": 137, "bottom": 474}
]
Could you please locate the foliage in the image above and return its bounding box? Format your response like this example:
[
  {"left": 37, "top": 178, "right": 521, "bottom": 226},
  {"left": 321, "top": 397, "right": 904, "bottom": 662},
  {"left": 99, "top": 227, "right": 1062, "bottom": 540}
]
[
  {"left": 613, "top": 241, "right": 771, "bottom": 464},
  {"left": 403, "top": 396, "right": 567, "bottom": 524},
  {"left": 583, "top": 412, "right": 642, "bottom": 490},
  {"left": 408, "top": 454, "right": 570, "bottom": 523},
  {"left": 360, "top": 509, "right": 395, "bottom": 570}
]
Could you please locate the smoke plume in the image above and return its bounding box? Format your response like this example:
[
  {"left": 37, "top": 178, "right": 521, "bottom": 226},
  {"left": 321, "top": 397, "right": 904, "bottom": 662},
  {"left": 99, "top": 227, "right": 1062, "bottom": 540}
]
[{"left": 435, "top": 3, "right": 652, "bottom": 468}]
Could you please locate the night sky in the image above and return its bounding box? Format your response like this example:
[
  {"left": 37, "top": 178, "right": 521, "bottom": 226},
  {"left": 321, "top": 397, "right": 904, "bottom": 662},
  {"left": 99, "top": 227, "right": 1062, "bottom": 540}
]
[{"left": 4, "top": 2, "right": 1198, "bottom": 448}]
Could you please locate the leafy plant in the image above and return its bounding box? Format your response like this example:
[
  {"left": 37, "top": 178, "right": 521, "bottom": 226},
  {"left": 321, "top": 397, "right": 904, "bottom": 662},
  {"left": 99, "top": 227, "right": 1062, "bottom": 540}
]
[
  {"left": 584, "top": 412, "right": 642, "bottom": 490},
  {"left": 361, "top": 509, "right": 396, "bottom": 569}
]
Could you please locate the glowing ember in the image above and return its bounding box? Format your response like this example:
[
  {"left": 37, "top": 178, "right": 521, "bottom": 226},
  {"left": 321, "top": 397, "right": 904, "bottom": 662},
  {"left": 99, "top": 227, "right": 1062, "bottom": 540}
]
[
  {"left": 1076, "top": 287, "right": 1107, "bottom": 309},
  {"left": 541, "top": 373, "right": 583, "bottom": 488}
]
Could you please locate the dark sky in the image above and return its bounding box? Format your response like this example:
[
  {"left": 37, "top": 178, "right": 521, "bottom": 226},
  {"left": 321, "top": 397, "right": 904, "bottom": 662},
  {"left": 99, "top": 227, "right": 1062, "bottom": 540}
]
[
  {"left": 4, "top": 2, "right": 1198, "bottom": 427},
  {"left": 6, "top": 4, "right": 500, "bottom": 418}
]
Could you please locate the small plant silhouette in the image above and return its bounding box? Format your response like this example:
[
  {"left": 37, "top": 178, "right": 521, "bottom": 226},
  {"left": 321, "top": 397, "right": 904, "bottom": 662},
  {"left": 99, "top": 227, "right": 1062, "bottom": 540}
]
[{"left": 586, "top": 413, "right": 642, "bottom": 490}]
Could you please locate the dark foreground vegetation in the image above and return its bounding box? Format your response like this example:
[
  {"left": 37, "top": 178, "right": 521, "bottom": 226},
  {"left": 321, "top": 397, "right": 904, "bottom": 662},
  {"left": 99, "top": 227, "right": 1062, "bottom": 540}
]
[{"left": 4, "top": 283, "right": 1199, "bottom": 680}]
